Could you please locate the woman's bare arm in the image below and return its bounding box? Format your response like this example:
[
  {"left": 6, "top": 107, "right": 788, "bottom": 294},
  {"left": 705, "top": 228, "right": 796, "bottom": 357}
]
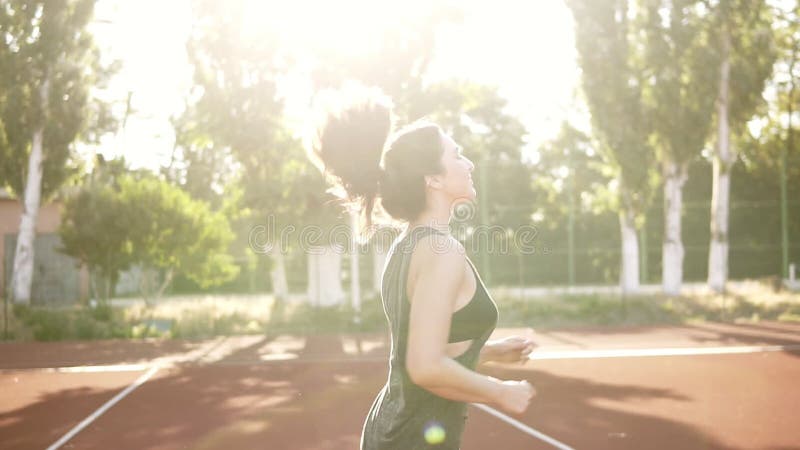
[{"left": 404, "top": 234, "right": 504, "bottom": 404}]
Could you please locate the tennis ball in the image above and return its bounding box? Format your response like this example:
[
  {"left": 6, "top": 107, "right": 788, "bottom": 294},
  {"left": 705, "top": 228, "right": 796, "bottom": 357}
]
[{"left": 424, "top": 422, "right": 446, "bottom": 445}]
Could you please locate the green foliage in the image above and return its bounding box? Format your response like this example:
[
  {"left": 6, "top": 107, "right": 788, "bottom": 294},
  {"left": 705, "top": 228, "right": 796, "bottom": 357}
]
[
  {"left": 164, "top": 115, "right": 239, "bottom": 212},
  {"left": 60, "top": 162, "right": 239, "bottom": 302},
  {"left": 59, "top": 168, "right": 134, "bottom": 302},
  {"left": 171, "top": 0, "right": 333, "bottom": 256},
  {"left": 741, "top": 2, "right": 799, "bottom": 174},
  {"left": 640, "top": 0, "right": 720, "bottom": 168},
  {"left": 566, "top": 0, "right": 657, "bottom": 216},
  {"left": 708, "top": 0, "right": 776, "bottom": 131},
  {"left": 536, "top": 122, "right": 612, "bottom": 219},
  {"left": 0, "top": 0, "right": 115, "bottom": 198},
  {"left": 8, "top": 284, "right": 800, "bottom": 342},
  {"left": 117, "top": 175, "right": 239, "bottom": 290},
  {"left": 12, "top": 304, "right": 131, "bottom": 341}
]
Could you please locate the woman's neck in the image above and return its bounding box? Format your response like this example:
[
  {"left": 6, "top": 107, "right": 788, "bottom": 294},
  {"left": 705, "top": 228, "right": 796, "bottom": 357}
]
[{"left": 409, "top": 210, "right": 451, "bottom": 235}]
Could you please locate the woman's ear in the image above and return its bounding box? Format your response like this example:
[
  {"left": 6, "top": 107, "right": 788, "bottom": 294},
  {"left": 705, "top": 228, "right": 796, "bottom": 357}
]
[{"left": 424, "top": 175, "right": 443, "bottom": 190}]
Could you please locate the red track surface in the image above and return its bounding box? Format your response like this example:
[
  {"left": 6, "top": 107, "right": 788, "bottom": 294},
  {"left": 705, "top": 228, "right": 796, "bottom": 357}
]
[{"left": 1, "top": 322, "right": 799, "bottom": 450}]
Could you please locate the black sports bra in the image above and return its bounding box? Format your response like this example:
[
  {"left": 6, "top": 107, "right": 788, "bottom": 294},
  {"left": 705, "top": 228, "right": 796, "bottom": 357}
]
[
  {"left": 395, "top": 225, "right": 498, "bottom": 344},
  {"left": 447, "top": 256, "right": 498, "bottom": 343}
]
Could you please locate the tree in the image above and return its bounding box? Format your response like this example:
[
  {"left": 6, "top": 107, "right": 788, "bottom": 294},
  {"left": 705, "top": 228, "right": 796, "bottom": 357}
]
[
  {"left": 536, "top": 121, "right": 613, "bottom": 285},
  {"left": 567, "top": 0, "right": 657, "bottom": 294},
  {"left": 120, "top": 175, "right": 239, "bottom": 301},
  {"left": 177, "top": 0, "right": 304, "bottom": 307},
  {"left": 706, "top": 0, "right": 776, "bottom": 292},
  {"left": 742, "top": 2, "right": 799, "bottom": 281},
  {"left": 640, "top": 0, "right": 719, "bottom": 295},
  {"left": 60, "top": 169, "right": 239, "bottom": 305},
  {"left": 58, "top": 156, "right": 136, "bottom": 303},
  {"left": 0, "top": 0, "right": 113, "bottom": 304},
  {"left": 163, "top": 114, "right": 240, "bottom": 212}
]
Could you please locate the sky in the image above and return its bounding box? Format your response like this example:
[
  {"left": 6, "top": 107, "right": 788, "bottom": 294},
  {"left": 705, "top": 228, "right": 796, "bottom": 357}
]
[{"left": 84, "top": 0, "right": 582, "bottom": 170}]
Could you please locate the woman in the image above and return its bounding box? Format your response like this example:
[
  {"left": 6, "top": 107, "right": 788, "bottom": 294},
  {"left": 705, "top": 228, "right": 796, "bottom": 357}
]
[{"left": 307, "top": 86, "right": 536, "bottom": 450}]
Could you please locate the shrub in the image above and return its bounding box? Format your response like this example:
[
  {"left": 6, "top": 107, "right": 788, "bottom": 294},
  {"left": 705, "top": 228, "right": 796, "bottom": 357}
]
[{"left": 12, "top": 304, "right": 132, "bottom": 341}]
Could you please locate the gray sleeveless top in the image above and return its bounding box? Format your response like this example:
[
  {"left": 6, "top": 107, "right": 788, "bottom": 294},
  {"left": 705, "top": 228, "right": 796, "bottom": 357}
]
[{"left": 360, "top": 226, "right": 498, "bottom": 450}]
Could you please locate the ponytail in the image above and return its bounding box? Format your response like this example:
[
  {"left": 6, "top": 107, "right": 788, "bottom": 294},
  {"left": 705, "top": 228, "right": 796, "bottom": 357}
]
[{"left": 307, "top": 83, "right": 394, "bottom": 241}]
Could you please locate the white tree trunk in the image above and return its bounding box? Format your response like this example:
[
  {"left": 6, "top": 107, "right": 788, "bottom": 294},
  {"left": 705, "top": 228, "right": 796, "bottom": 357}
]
[
  {"left": 269, "top": 251, "right": 289, "bottom": 302},
  {"left": 708, "top": 30, "right": 733, "bottom": 293},
  {"left": 662, "top": 162, "right": 688, "bottom": 296},
  {"left": 619, "top": 207, "right": 640, "bottom": 294},
  {"left": 708, "top": 163, "right": 731, "bottom": 292},
  {"left": 307, "top": 244, "right": 345, "bottom": 307},
  {"left": 11, "top": 78, "right": 50, "bottom": 305}
]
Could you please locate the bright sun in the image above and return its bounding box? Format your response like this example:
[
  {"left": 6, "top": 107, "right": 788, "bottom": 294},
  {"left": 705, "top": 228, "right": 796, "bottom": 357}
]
[
  {"left": 89, "top": 0, "right": 579, "bottom": 170},
  {"left": 241, "top": 0, "right": 422, "bottom": 58}
]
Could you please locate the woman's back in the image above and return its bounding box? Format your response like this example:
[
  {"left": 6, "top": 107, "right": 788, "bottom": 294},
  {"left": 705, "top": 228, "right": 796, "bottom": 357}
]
[{"left": 360, "top": 225, "right": 497, "bottom": 450}]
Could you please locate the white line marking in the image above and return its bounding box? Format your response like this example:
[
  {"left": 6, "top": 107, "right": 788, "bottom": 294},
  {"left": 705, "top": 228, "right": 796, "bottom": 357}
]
[
  {"left": 528, "top": 344, "right": 800, "bottom": 360},
  {"left": 52, "top": 364, "right": 151, "bottom": 373},
  {"left": 46, "top": 365, "right": 161, "bottom": 450},
  {"left": 471, "top": 403, "right": 575, "bottom": 450},
  {"left": 0, "top": 363, "right": 153, "bottom": 374}
]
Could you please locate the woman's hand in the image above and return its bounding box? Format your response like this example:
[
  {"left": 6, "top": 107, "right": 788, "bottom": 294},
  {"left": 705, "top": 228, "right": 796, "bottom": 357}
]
[
  {"left": 484, "top": 336, "right": 537, "bottom": 364},
  {"left": 495, "top": 379, "right": 536, "bottom": 415}
]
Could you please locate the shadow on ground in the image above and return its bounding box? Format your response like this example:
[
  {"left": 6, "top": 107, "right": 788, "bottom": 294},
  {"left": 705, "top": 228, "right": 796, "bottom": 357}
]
[{"left": 6, "top": 333, "right": 796, "bottom": 449}]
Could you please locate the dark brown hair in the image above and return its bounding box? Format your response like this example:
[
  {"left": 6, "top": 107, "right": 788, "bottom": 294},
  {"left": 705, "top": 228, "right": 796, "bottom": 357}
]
[{"left": 307, "top": 86, "right": 445, "bottom": 241}]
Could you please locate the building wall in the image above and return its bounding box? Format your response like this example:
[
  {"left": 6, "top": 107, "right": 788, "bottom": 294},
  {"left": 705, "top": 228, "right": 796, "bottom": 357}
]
[{"left": 0, "top": 197, "right": 89, "bottom": 302}]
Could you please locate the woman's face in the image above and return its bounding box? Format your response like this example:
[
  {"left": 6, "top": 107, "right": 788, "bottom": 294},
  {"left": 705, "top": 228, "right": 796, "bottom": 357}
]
[{"left": 432, "top": 130, "right": 476, "bottom": 202}]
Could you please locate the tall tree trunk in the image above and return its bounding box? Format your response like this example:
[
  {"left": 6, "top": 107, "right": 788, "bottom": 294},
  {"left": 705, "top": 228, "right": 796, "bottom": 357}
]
[
  {"left": 269, "top": 251, "right": 289, "bottom": 302},
  {"left": 138, "top": 265, "right": 155, "bottom": 306},
  {"left": 663, "top": 161, "right": 688, "bottom": 296},
  {"left": 11, "top": 77, "right": 50, "bottom": 305},
  {"left": 154, "top": 268, "right": 174, "bottom": 299},
  {"left": 307, "top": 245, "right": 344, "bottom": 307},
  {"left": 89, "top": 269, "right": 100, "bottom": 304},
  {"left": 708, "top": 29, "right": 733, "bottom": 293},
  {"left": 619, "top": 206, "right": 640, "bottom": 294},
  {"left": 266, "top": 250, "right": 290, "bottom": 326}
]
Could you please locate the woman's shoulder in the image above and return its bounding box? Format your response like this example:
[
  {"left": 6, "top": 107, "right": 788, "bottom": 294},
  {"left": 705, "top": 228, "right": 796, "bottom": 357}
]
[
  {"left": 409, "top": 231, "right": 466, "bottom": 272},
  {"left": 405, "top": 231, "right": 467, "bottom": 302}
]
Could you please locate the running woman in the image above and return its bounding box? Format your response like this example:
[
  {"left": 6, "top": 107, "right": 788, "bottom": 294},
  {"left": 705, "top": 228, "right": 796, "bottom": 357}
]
[{"left": 307, "top": 85, "right": 536, "bottom": 450}]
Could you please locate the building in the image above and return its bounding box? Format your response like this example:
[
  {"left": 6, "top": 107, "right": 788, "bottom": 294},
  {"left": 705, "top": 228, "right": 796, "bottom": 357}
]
[{"left": 0, "top": 188, "right": 89, "bottom": 305}]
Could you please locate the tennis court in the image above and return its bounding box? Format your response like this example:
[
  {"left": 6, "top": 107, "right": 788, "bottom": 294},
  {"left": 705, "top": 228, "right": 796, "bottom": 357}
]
[{"left": 2, "top": 322, "right": 799, "bottom": 450}]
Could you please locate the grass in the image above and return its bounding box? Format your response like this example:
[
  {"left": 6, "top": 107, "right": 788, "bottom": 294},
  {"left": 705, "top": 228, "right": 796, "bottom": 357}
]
[
  {"left": 2, "top": 280, "right": 799, "bottom": 342},
  {"left": 8, "top": 302, "right": 132, "bottom": 341},
  {"left": 494, "top": 280, "right": 800, "bottom": 329},
  {"left": 123, "top": 294, "right": 276, "bottom": 339}
]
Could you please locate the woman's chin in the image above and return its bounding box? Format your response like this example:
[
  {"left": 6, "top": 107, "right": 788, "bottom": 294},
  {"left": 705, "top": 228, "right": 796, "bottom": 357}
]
[{"left": 452, "top": 188, "right": 477, "bottom": 204}]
